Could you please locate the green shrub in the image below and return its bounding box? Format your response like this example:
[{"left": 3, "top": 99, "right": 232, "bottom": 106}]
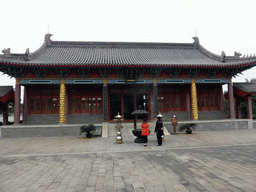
[
  {"left": 178, "top": 123, "right": 196, "bottom": 132},
  {"left": 80, "top": 124, "right": 96, "bottom": 134}
]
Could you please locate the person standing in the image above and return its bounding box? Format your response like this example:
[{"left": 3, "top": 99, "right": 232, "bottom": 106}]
[
  {"left": 141, "top": 118, "right": 150, "bottom": 147},
  {"left": 154, "top": 116, "right": 164, "bottom": 146}
]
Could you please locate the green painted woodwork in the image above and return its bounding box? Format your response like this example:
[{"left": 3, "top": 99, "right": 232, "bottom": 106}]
[
  {"left": 4, "top": 66, "right": 26, "bottom": 78},
  {"left": 115, "top": 68, "right": 126, "bottom": 78},
  {"left": 205, "top": 68, "right": 219, "bottom": 78},
  {"left": 136, "top": 68, "right": 146, "bottom": 78},
  {"left": 55, "top": 68, "right": 70, "bottom": 78},
  {"left": 77, "top": 68, "right": 91, "bottom": 78},
  {"left": 149, "top": 68, "right": 162, "bottom": 78},
  {"left": 99, "top": 68, "right": 112, "bottom": 78},
  {"left": 187, "top": 68, "right": 200, "bottom": 78},
  {"left": 223, "top": 68, "right": 240, "bottom": 78},
  {"left": 167, "top": 68, "right": 181, "bottom": 78},
  {"left": 33, "top": 68, "right": 49, "bottom": 78}
]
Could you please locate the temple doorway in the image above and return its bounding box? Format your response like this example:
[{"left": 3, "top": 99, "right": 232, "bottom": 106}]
[{"left": 109, "top": 85, "right": 150, "bottom": 120}]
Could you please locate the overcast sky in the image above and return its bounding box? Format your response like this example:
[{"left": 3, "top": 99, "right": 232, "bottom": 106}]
[{"left": 1, "top": 0, "right": 256, "bottom": 88}]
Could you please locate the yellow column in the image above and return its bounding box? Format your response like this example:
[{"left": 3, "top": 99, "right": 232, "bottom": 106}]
[
  {"left": 59, "top": 79, "right": 66, "bottom": 124},
  {"left": 191, "top": 79, "right": 198, "bottom": 120}
]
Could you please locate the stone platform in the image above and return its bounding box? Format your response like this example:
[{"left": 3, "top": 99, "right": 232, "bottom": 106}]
[{"left": 0, "top": 119, "right": 255, "bottom": 138}]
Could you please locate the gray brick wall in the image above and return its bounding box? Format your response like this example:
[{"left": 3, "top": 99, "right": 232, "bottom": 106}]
[
  {"left": 25, "top": 114, "right": 59, "bottom": 125},
  {"left": 164, "top": 119, "right": 251, "bottom": 133},
  {"left": 24, "top": 114, "right": 103, "bottom": 125},
  {"left": 162, "top": 112, "right": 188, "bottom": 121},
  {"left": 67, "top": 114, "right": 103, "bottom": 124},
  {"left": 1, "top": 124, "right": 102, "bottom": 138},
  {"left": 253, "top": 121, "right": 256, "bottom": 129},
  {"left": 1, "top": 126, "right": 81, "bottom": 138},
  {"left": 198, "top": 111, "right": 224, "bottom": 120},
  {"left": 162, "top": 111, "right": 224, "bottom": 121}
]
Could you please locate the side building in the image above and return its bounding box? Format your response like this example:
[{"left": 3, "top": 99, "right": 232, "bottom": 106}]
[{"left": 1, "top": 34, "right": 256, "bottom": 125}]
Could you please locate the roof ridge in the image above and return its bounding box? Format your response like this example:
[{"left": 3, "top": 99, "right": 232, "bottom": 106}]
[{"left": 49, "top": 40, "right": 195, "bottom": 48}]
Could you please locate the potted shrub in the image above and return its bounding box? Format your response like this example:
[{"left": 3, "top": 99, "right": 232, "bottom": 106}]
[
  {"left": 80, "top": 124, "right": 96, "bottom": 138},
  {"left": 178, "top": 123, "right": 196, "bottom": 134}
]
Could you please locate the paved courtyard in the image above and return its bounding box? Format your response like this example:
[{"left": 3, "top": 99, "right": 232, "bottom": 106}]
[{"left": 1, "top": 129, "right": 256, "bottom": 192}]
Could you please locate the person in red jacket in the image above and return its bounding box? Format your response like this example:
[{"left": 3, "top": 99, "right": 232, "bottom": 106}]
[{"left": 141, "top": 118, "right": 150, "bottom": 146}]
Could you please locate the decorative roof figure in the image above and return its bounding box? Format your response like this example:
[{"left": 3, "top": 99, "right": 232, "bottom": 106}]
[
  {"left": 45, "top": 33, "right": 52, "bottom": 45},
  {"left": 2, "top": 48, "right": 11, "bottom": 57}
]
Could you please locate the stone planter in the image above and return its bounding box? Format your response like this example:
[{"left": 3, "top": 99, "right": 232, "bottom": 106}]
[
  {"left": 86, "top": 132, "right": 93, "bottom": 138},
  {"left": 186, "top": 129, "right": 192, "bottom": 134}
]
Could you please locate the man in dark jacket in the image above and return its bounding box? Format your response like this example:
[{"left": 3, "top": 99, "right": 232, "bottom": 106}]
[{"left": 154, "top": 116, "right": 164, "bottom": 146}]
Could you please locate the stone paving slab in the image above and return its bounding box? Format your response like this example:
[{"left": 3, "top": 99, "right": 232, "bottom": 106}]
[{"left": 0, "top": 129, "right": 256, "bottom": 191}]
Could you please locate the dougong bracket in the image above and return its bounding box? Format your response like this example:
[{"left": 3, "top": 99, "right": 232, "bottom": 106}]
[
  {"left": 99, "top": 68, "right": 112, "bottom": 78},
  {"left": 149, "top": 68, "right": 162, "bottom": 78},
  {"left": 167, "top": 68, "right": 181, "bottom": 78},
  {"left": 4, "top": 66, "right": 26, "bottom": 78},
  {"left": 33, "top": 68, "right": 49, "bottom": 78},
  {"left": 205, "top": 68, "right": 219, "bottom": 78},
  {"left": 223, "top": 68, "right": 240, "bottom": 78},
  {"left": 187, "top": 68, "right": 200, "bottom": 78},
  {"left": 77, "top": 68, "right": 91, "bottom": 78},
  {"left": 115, "top": 68, "right": 126, "bottom": 78},
  {"left": 55, "top": 68, "right": 70, "bottom": 78}
]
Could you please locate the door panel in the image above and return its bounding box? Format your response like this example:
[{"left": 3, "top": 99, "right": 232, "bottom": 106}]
[
  {"left": 136, "top": 94, "right": 148, "bottom": 119},
  {"left": 41, "top": 96, "right": 51, "bottom": 114},
  {"left": 110, "top": 95, "right": 121, "bottom": 119},
  {"left": 29, "top": 95, "right": 59, "bottom": 114},
  {"left": 123, "top": 95, "right": 134, "bottom": 120},
  {"left": 52, "top": 97, "right": 59, "bottom": 114},
  {"left": 159, "top": 94, "right": 186, "bottom": 112},
  {"left": 109, "top": 85, "right": 150, "bottom": 120},
  {"left": 69, "top": 94, "right": 102, "bottom": 114}
]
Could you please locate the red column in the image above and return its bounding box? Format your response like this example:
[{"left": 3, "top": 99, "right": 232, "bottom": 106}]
[
  {"left": 14, "top": 80, "right": 21, "bottom": 124},
  {"left": 220, "top": 86, "right": 224, "bottom": 118},
  {"left": 103, "top": 82, "right": 108, "bottom": 121},
  {"left": 228, "top": 80, "right": 235, "bottom": 119},
  {"left": 186, "top": 91, "right": 191, "bottom": 120},
  {"left": 3, "top": 103, "right": 8, "bottom": 125},
  {"left": 236, "top": 100, "right": 242, "bottom": 119},
  {"left": 247, "top": 96, "right": 253, "bottom": 119},
  {"left": 23, "top": 86, "right": 27, "bottom": 124}
]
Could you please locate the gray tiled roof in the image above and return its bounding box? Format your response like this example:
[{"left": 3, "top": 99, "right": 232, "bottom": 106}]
[
  {"left": 18, "top": 46, "right": 223, "bottom": 65},
  {"left": 0, "top": 86, "right": 13, "bottom": 97},
  {"left": 1, "top": 35, "right": 256, "bottom": 68},
  {"left": 233, "top": 83, "right": 256, "bottom": 93}
]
